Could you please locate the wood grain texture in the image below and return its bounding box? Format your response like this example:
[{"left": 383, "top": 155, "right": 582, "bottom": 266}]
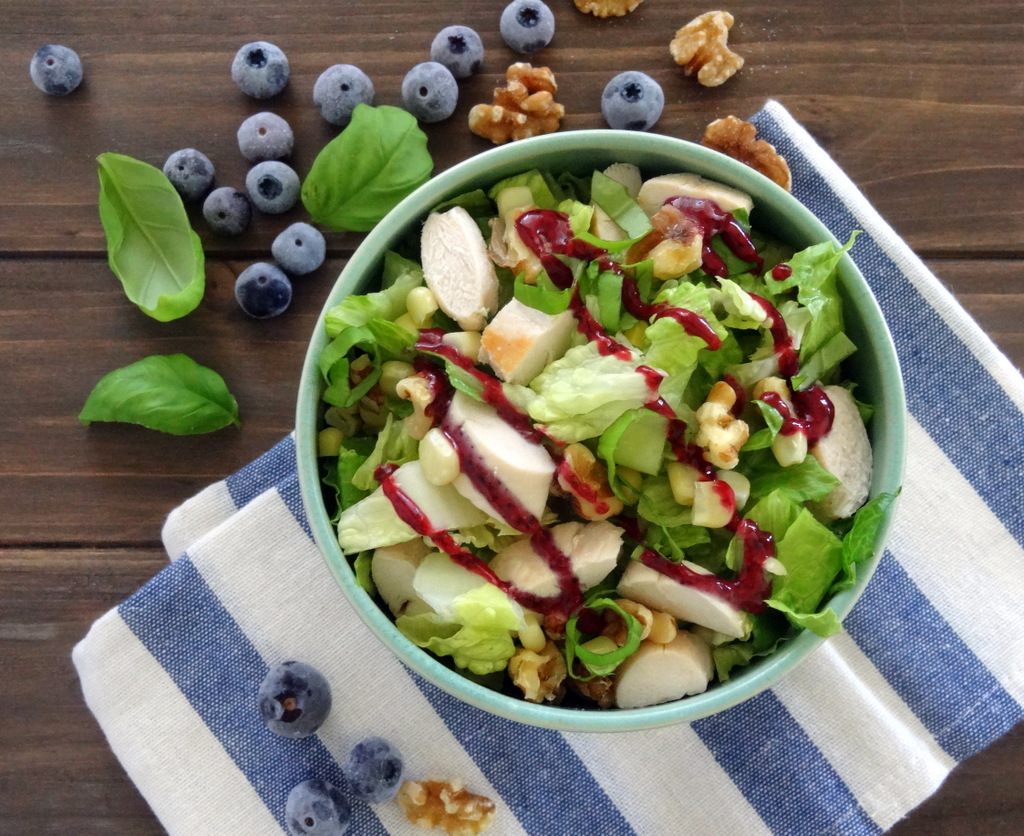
[{"left": 1, "top": 0, "right": 1021, "bottom": 832}]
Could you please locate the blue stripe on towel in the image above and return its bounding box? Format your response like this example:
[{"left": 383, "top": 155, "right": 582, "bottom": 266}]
[
  {"left": 410, "top": 673, "right": 638, "bottom": 836},
  {"left": 118, "top": 556, "right": 388, "bottom": 836},
  {"left": 845, "top": 552, "right": 1024, "bottom": 761},
  {"left": 752, "top": 109, "right": 1024, "bottom": 550},
  {"left": 226, "top": 434, "right": 299, "bottom": 511},
  {"left": 693, "top": 691, "right": 882, "bottom": 836},
  {"left": 277, "top": 471, "right": 313, "bottom": 540}
]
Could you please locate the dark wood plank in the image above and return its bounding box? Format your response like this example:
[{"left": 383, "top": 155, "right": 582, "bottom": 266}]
[
  {"left": 0, "top": 1, "right": 1021, "bottom": 254},
  {"left": 1, "top": 0, "right": 1022, "bottom": 832},
  {"left": 0, "top": 256, "right": 341, "bottom": 544},
  {"left": 0, "top": 550, "right": 168, "bottom": 834}
]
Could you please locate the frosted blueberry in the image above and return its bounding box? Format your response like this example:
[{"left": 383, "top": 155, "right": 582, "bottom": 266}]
[
  {"left": 499, "top": 1, "right": 555, "bottom": 55},
  {"left": 313, "top": 64, "right": 374, "bottom": 127},
  {"left": 163, "top": 149, "right": 215, "bottom": 203},
  {"left": 285, "top": 779, "right": 351, "bottom": 836},
  {"left": 231, "top": 41, "right": 289, "bottom": 99},
  {"left": 30, "top": 44, "right": 83, "bottom": 96},
  {"left": 601, "top": 71, "right": 664, "bottom": 132},
  {"left": 401, "top": 62, "right": 458, "bottom": 124},
  {"left": 258, "top": 660, "right": 332, "bottom": 735},
  {"left": 343, "top": 737, "right": 404, "bottom": 803},
  {"left": 236, "top": 263, "right": 293, "bottom": 319},
  {"left": 237, "top": 111, "right": 294, "bottom": 162},
  {"left": 430, "top": 25, "right": 485, "bottom": 79},
  {"left": 272, "top": 223, "right": 326, "bottom": 276},
  {"left": 202, "top": 187, "right": 252, "bottom": 236},
  {"left": 245, "top": 160, "right": 300, "bottom": 214}
]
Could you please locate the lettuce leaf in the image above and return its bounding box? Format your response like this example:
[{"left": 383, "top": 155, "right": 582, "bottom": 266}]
[
  {"left": 712, "top": 609, "right": 790, "bottom": 681},
  {"left": 831, "top": 490, "right": 899, "bottom": 593},
  {"left": 764, "top": 509, "right": 844, "bottom": 636},
  {"left": 743, "top": 449, "right": 841, "bottom": 506},
  {"left": 525, "top": 342, "right": 652, "bottom": 442},
  {"left": 322, "top": 435, "right": 377, "bottom": 519},
  {"left": 324, "top": 251, "right": 423, "bottom": 337},
  {"left": 397, "top": 581, "right": 523, "bottom": 675},
  {"left": 351, "top": 414, "right": 419, "bottom": 491},
  {"left": 589, "top": 170, "right": 651, "bottom": 240},
  {"left": 487, "top": 169, "right": 561, "bottom": 210},
  {"left": 765, "top": 234, "right": 857, "bottom": 362}
]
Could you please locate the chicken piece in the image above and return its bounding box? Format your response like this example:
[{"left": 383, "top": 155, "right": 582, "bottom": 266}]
[
  {"left": 421, "top": 206, "right": 500, "bottom": 330},
  {"left": 613, "top": 632, "right": 713, "bottom": 708},
  {"left": 811, "top": 385, "right": 873, "bottom": 520}
]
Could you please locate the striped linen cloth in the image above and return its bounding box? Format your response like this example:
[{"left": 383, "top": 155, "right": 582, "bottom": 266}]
[{"left": 72, "top": 100, "right": 1024, "bottom": 835}]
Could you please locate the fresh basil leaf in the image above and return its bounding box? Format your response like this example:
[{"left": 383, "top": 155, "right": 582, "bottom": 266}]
[
  {"left": 301, "top": 104, "right": 433, "bottom": 232},
  {"left": 79, "top": 354, "right": 240, "bottom": 435},
  {"left": 97, "top": 153, "right": 205, "bottom": 322}
]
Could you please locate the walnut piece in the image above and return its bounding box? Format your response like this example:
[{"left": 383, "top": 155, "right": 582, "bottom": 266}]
[
  {"left": 702, "top": 116, "right": 792, "bottom": 191},
  {"left": 694, "top": 380, "right": 749, "bottom": 469},
  {"left": 573, "top": 0, "right": 645, "bottom": 17},
  {"left": 670, "top": 11, "right": 744, "bottom": 87},
  {"left": 469, "top": 63, "right": 564, "bottom": 144},
  {"left": 555, "top": 442, "right": 624, "bottom": 521},
  {"left": 571, "top": 673, "right": 617, "bottom": 708},
  {"left": 396, "top": 779, "right": 497, "bottom": 836},
  {"left": 508, "top": 639, "right": 567, "bottom": 703},
  {"left": 601, "top": 598, "right": 653, "bottom": 646}
]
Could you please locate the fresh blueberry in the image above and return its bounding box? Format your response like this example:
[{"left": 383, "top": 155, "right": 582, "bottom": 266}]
[
  {"left": 237, "top": 112, "right": 294, "bottom": 162},
  {"left": 163, "top": 149, "right": 215, "bottom": 203},
  {"left": 601, "top": 71, "right": 665, "bottom": 132},
  {"left": 343, "top": 737, "right": 404, "bottom": 803},
  {"left": 285, "top": 779, "right": 351, "bottom": 836},
  {"left": 430, "top": 26, "right": 485, "bottom": 79},
  {"left": 313, "top": 64, "right": 374, "bottom": 127},
  {"left": 272, "top": 223, "right": 326, "bottom": 276},
  {"left": 203, "top": 187, "right": 252, "bottom": 236},
  {"left": 236, "top": 264, "right": 293, "bottom": 319},
  {"left": 245, "top": 160, "right": 300, "bottom": 214},
  {"left": 499, "top": 1, "right": 555, "bottom": 54},
  {"left": 30, "top": 44, "right": 83, "bottom": 96},
  {"left": 401, "top": 62, "right": 458, "bottom": 124},
  {"left": 258, "top": 661, "right": 331, "bottom": 734},
  {"left": 231, "top": 41, "right": 290, "bottom": 99}
]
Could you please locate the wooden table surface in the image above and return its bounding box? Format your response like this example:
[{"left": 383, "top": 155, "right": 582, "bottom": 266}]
[{"left": 2, "top": 0, "right": 1021, "bottom": 832}]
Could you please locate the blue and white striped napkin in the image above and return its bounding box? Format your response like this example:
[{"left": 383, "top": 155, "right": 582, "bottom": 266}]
[{"left": 72, "top": 100, "right": 1024, "bottom": 835}]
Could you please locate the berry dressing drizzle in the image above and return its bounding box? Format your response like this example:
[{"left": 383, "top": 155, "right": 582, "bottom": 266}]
[
  {"left": 372, "top": 194, "right": 836, "bottom": 623},
  {"left": 376, "top": 335, "right": 584, "bottom": 617},
  {"left": 511, "top": 198, "right": 834, "bottom": 614}
]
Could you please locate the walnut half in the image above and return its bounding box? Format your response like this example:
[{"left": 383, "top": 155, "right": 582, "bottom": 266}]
[
  {"left": 396, "top": 779, "right": 497, "bottom": 836},
  {"left": 670, "top": 11, "right": 744, "bottom": 87},
  {"left": 573, "top": 0, "right": 645, "bottom": 17},
  {"left": 468, "top": 63, "right": 564, "bottom": 145},
  {"left": 508, "top": 639, "right": 567, "bottom": 703},
  {"left": 702, "top": 116, "right": 792, "bottom": 191}
]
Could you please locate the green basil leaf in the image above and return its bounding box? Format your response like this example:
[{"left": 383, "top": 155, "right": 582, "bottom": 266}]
[
  {"left": 301, "top": 104, "right": 433, "bottom": 231},
  {"left": 97, "top": 153, "right": 205, "bottom": 322},
  {"left": 79, "top": 354, "right": 240, "bottom": 435}
]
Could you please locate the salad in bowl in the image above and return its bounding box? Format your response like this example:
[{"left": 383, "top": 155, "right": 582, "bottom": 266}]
[{"left": 296, "top": 131, "right": 904, "bottom": 731}]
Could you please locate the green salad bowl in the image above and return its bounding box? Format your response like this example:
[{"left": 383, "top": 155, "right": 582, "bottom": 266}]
[{"left": 295, "top": 129, "right": 906, "bottom": 732}]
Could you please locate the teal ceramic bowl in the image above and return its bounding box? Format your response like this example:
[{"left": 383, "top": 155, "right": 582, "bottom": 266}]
[{"left": 296, "top": 130, "right": 906, "bottom": 732}]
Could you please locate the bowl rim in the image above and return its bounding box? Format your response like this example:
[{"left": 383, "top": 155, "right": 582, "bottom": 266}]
[{"left": 296, "top": 129, "right": 907, "bottom": 732}]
